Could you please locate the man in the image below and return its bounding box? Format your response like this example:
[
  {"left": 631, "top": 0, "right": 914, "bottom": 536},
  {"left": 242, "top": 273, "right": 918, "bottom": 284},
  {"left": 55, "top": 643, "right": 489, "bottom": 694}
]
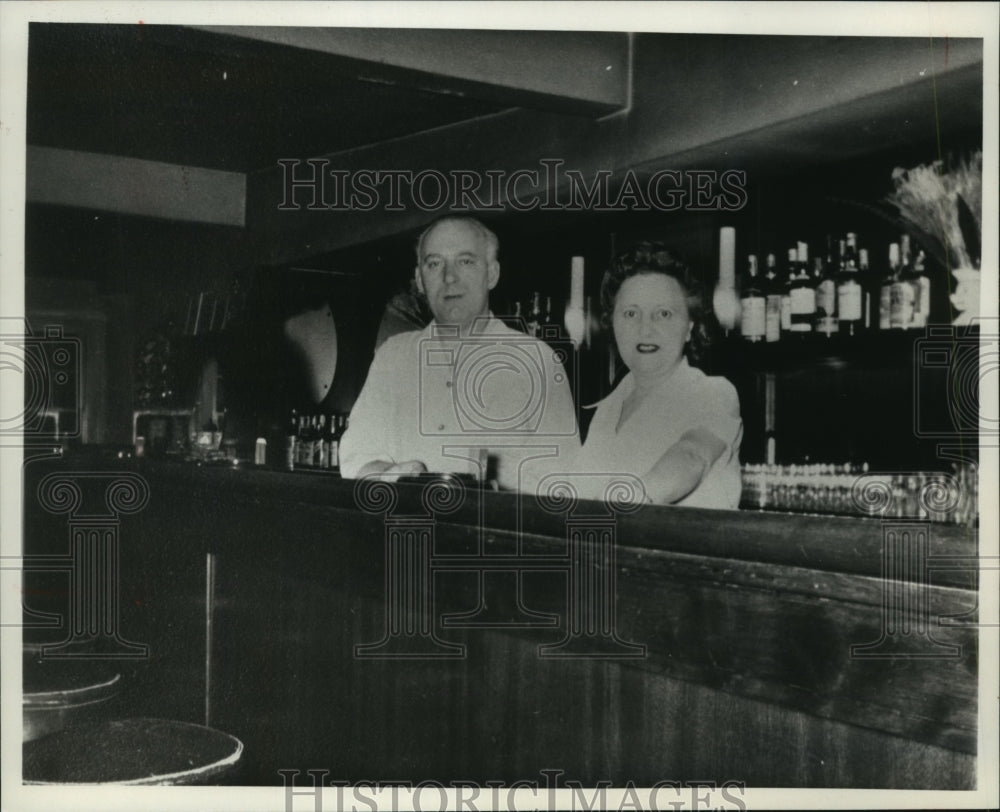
[{"left": 339, "top": 216, "right": 580, "bottom": 488}]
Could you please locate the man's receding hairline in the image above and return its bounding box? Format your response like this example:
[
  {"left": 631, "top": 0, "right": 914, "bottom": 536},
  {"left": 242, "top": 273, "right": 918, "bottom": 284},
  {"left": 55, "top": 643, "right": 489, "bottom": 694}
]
[{"left": 416, "top": 216, "right": 499, "bottom": 264}]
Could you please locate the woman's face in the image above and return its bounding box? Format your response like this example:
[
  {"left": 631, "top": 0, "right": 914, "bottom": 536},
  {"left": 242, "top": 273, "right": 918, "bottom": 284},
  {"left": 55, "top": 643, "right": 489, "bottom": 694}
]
[{"left": 612, "top": 272, "right": 693, "bottom": 380}]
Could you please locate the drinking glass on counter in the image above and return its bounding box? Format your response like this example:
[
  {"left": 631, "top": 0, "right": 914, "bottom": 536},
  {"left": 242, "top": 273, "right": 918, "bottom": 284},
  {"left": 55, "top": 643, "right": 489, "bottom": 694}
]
[{"left": 740, "top": 461, "right": 977, "bottom": 525}]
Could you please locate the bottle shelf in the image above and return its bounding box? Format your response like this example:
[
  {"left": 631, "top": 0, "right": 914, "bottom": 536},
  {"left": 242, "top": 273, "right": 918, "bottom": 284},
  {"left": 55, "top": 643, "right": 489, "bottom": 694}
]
[
  {"left": 717, "top": 327, "right": 941, "bottom": 373},
  {"left": 739, "top": 462, "right": 978, "bottom": 526}
]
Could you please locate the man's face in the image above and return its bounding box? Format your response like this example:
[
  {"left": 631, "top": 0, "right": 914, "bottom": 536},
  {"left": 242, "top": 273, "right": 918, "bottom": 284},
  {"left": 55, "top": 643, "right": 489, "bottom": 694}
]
[{"left": 416, "top": 220, "right": 499, "bottom": 333}]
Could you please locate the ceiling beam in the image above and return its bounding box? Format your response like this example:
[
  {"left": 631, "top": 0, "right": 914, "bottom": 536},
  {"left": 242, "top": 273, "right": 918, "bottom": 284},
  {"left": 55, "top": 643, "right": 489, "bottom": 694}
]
[
  {"left": 244, "top": 106, "right": 618, "bottom": 266},
  {"left": 190, "top": 26, "right": 629, "bottom": 117},
  {"left": 25, "top": 31, "right": 981, "bottom": 269},
  {"left": 630, "top": 62, "right": 983, "bottom": 176},
  {"left": 625, "top": 34, "right": 983, "bottom": 168},
  {"left": 26, "top": 146, "right": 246, "bottom": 226},
  {"left": 244, "top": 34, "right": 982, "bottom": 266}
]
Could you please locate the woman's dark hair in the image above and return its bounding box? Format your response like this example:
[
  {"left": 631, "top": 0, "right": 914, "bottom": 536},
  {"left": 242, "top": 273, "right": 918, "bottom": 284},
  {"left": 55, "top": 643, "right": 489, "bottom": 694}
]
[{"left": 600, "top": 241, "right": 716, "bottom": 366}]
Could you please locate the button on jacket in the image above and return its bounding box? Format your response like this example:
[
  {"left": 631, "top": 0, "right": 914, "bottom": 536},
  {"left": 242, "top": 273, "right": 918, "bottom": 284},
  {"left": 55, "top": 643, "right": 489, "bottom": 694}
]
[{"left": 340, "top": 316, "right": 581, "bottom": 490}]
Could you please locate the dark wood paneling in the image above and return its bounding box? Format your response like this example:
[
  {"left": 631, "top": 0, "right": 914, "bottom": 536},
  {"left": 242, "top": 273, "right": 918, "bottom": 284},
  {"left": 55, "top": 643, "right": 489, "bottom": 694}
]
[{"left": 21, "top": 457, "right": 978, "bottom": 787}]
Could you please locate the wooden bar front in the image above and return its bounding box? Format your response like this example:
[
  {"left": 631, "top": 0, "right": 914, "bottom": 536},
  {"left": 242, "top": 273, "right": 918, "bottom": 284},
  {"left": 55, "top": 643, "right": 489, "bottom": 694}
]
[{"left": 22, "top": 455, "right": 978, "bottom": 788}]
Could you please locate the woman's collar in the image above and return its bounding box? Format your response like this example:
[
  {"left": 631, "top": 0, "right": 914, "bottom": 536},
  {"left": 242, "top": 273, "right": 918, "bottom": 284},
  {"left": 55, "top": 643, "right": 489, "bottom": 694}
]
[
  {"left": 582, "top": 372, "right": 634, "bottom": 410},
  {"left": 584, "top": 357, "right": 692, "bottom": 409}
]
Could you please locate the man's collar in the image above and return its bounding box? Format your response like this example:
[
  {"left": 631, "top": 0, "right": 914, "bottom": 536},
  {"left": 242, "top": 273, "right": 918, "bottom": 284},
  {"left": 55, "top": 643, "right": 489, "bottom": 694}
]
[{"left": 426, "top": 312, "right": 502, "bottom": 338}]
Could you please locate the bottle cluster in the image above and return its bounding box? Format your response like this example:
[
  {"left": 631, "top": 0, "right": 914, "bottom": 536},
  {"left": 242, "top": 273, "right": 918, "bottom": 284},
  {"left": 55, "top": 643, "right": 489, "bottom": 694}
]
[
  {"left": 508, "top": 288, "right": 597, "bottom": 349},
  {"left": 513, "top": 291, "right": 555, "bottom": 338},
  {"left": 741, "top": 462, "right": 976, "bottom": 525},
  {"left": 738, "top": 232, "right": 933, "bottom": 343},
  {"left": 285, "top": 411, "right": 348, "bottom": 471}
]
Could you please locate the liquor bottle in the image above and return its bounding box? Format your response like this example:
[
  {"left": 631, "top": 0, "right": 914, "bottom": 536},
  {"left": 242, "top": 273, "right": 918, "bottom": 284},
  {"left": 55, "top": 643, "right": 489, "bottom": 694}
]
[
  {"left": 316, "top": 414, "right": 329, "bottom": 469},
  {"left": 318, "top": 413, "right": 332, "bottom": 470},
  {"left": 330, "top": 414, "right": 343, "bottom": 471},
  {"left": 285, "top": 410, "right": 298, "bottom": 470},
  {"left": 879, "top": 243, "right": 899, "bottom": 330},
  {"left": 780, "top": 248, "right": 796, "bottom": 334},
  {"left": 307, "top": 414, "right": 317, "bottom": 467},
  {"left": 788, "top": 241, "right": 815, "bottom": 334},
  {"left": 313, "top": 415, "right": 324, "bottom": 466},
  {"left": 764, "top": 253, "right": 781, "bottom": 343},
  {"left": 740, "top": 254, "right": 765, "bottom": 343},
  {"left": 317, "top": 415, "right": 327, "bottom": 470},
  {"left": 858, "top": 247, "right": 872, "bottom": 330},
  {"left": 526, "top": 292, "right": 543, "bottom": 337},
  {"left": 890, "top": 235, "right": 915, "bottom": 329},
  {"left": 815, "top": 254, "right": 837, "bottom": 337},
  {"left": 297, "top": 414, "right": 313, "bottom": 467},
  {"left": 312, "top": 416, "right": 321, "bottom": 465},
  {"left": 294, "top": 415, "right": 306, "bottom": 467},
  {"left": 910, "top": 249, "right": 931, "bottom": 329},
  {"left": 764, "top": 372, "right": 776, "bottom": 466},
  {"left": 837, "top": 233, "right": 864, "bottom": 336},
  {"left": 334, "top": 414, "right": 344, "bottom": 470}
]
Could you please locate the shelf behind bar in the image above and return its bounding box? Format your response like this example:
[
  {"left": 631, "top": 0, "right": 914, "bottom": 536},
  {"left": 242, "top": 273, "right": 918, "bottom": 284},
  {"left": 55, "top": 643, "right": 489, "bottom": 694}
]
[{"left": 718, "top": 326, "right": 942, "bottom": 371}]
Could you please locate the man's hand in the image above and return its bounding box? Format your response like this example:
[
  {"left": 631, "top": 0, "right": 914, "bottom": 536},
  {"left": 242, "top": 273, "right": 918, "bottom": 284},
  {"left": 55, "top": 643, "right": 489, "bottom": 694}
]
[{"left": 357, "top": 460, "right": 428, "bottom": 482}]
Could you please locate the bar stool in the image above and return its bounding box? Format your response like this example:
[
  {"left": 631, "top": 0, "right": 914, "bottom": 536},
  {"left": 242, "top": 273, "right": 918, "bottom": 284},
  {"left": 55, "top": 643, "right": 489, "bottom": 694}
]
[
  {"left": 23, "top": 638, "right": 243, "bottom": 784},
  {"left": 21, "top": 471, "right": 241, "bottom": 784},
  {"left": 22, "top": 642, "right": 121, "bottom": 742},
  {"left": 23, "top": 717, "right": 244, "bottom": 785}
]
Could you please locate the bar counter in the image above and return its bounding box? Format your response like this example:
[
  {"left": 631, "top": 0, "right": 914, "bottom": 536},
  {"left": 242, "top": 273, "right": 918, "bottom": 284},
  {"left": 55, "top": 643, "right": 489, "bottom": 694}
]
[{"left": 22, "top": 453, "right": 979, "bottom": 788}]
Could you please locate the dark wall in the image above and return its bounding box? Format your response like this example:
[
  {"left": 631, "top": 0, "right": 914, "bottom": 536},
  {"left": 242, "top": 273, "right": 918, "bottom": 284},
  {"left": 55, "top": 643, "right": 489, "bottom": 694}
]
[{"left": 24, "top": 128, "right": 981, "bottom": 461}]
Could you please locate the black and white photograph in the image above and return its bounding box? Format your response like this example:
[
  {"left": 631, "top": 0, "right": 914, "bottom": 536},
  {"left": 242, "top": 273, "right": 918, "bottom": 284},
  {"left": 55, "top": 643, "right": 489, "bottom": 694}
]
[{"left": 1, "top": 2, "right": 997, "bottom": 810}]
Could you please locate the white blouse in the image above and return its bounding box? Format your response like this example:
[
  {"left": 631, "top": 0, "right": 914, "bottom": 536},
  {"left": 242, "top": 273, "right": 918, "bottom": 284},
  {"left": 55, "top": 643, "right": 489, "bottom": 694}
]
[{"left": 569, "top": 358, "right": 743, "bottom": 509}]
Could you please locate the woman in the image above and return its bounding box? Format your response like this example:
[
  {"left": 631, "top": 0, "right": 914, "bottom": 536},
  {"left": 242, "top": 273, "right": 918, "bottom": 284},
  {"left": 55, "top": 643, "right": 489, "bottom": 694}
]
[{"left": 570, "top": 242, "right": 742, "bottom": 509}]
